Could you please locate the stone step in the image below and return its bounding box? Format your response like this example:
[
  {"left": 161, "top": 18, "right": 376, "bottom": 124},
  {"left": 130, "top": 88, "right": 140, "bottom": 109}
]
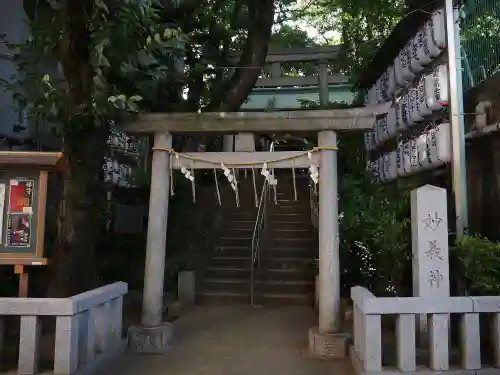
[
  {"left": 269, "top": 211, "right": 310, "bottom": 221},
  {"left": 196, "top": 291, "right": 250, "bottom": 305},
  {"left": 258, "top": 280, "right": 314, "bottom": 294},
  {"left": 202, "top": 277, "right": 314, "bottom": 295},
  {"left": 224, "top": 227, "right": 255, "bottom": 234},
  {"left": 225, "top": 222, "right": 256, "bottom": 231},
  {"left": 210, "top": 256, "right": 251, "bottom": 268},
  {"left": 262, "top": 247, "right": 314, "bottom": 258},
  {"left": 268, "top": 221, "right": 313, "bottom": 230},
  {"left": 205, "top": 266, "right": 312, "bottom": 281},
  {"left": 269, "top": 228, "right": 316, "bottom": 239},
  {"left": 271, "top": 206, "right": 311, "bottom": 213},
  {"left": 205, "top": 266, "right": 250, "bottom": 279},
  {"left": 213, "top": 245, "right": 252, "bottom": 257},
  {"left": 256, "top": 292, "right": 314, "bottom": 306},
  {"left": 267, "top": 237, "right": 316, "bottom": 248},
  {"left": 260, "top": 256, "right": 316, "bottom": 272},
  {"left": 228, "top": 211, "right": 258, "bottom": 220},
  {"left": 216, "top": 237, "right": 253, "bottom": 247},
  {"left": 202, "top": 277, "right": 249, "bottom": 293}
]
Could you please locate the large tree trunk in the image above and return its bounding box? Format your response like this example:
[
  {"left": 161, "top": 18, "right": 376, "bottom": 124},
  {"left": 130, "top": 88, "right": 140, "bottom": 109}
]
[
  {"left": 48, "top": 126, "right": 109, "bottom": 297},
  {"left": 213, "top": 0, "right": 275, "bottom": 111},
  {"left": 47, "top": 0, "right": 107, "bottom": 297}
]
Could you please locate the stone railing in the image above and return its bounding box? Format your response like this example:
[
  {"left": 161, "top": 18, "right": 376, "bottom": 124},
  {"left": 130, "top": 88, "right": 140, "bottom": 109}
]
[
  {"left": 351, "top": 286, "right": 500, "bottom": 375},
  {"left": 0, "top": 282, "right": 128, "bottom": 375}
]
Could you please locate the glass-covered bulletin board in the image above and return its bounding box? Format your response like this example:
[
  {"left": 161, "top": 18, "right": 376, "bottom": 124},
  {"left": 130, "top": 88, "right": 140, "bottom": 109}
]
[
  {"left": 0, "top": 151, "right": 61, "bottom": 266},
  {"left": 0, "top": 171, "right": 40, "bottom": 254}
]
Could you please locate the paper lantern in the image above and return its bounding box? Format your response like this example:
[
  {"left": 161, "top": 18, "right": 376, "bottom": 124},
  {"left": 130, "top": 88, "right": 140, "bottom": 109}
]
[
  {"left": 427, "top": 123, "right": 452, "bottom": 166},
  {"left": 425, "top": 8, "right": 446, "bottom": 58},
  {"left": 425, "top": 64, "right": 449, "bottom": 111},
  {"left": 394, "top": 99, "right": 407, "bottom": 133},
  {"left": 409, "top": 35, "right": 425, "bottom": 73},
  {"left": 400, "top": 95, "right": 414, "bottom": 128},
  {"left": 416, "top": 74, "right": 433, "bottom": 118},
  {"left": 364, "top": 132, "right": 371, "bottom": 151},
  {"left": 386, "top": 106, "right": 397, "bottom": 138},
  {"left": 409, "top": 87, "right": 423, "bottom": 124},
  {"left": 387, "top": 65, "right": 397, "bottom": 97},
  {"left": 394, "top": 55, "right": 406, "bottom": 88},
  {"left": 399, "top": 141, "right": 412, "bottom": 176},
  {"left": 417, "top": 132, "right": 431, "bottom": 171},
  {"left": 380, "top": 154, "right": 389, "bottom": 182},
  {"left": 400, "top": 41, "right": 416, "bottom": 82},
  {"left": 412, "top": 26, "right": 432, "bottom": 69},
  {"left": 375, "top": 115, "right": 390, "bottom": 145},
  {"left": 395, "top": 50, "right": 414, "bottom": 87},
  {"left": 378, "top": 71, "right": 391, "bottom": 101},
  {"left": 364, "top": 130, "right": 377, "bottom": 151},
  {"left": 384, "top": 151, "right": 398, "bottom": 181},
  {"left": 409, "top": 137, "right": 419, "bottom": 172},
  {"left": 396, "top": 142, "right": 403, "bottom": 175},
  {"left": 431, "top": 9, "right": 446, "bottom": 49}
]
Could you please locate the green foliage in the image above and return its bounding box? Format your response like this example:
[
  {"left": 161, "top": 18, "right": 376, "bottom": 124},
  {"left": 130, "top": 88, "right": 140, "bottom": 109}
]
[
  {"left": 296, "top": 0, "right": 406, "bottom": 77},
  {"left": 461, "top": 0, "right": 500, "bottom": 90},
  {"left": 339, "top": 174, "right": 412, "bottom": 296},
  {"left": 0, "top": 0, "right": 186, "bottom": 134},
  {"left": 455, "top": 235, "right": 500, "bottom": 295}
]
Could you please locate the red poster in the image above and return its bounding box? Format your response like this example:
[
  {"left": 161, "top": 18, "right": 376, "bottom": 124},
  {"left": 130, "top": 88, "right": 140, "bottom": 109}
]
[
  {"left": 8, "top": 180, "right": 34, "bottom": 214},
  {"left": 6, "top": 213, "right": 31, "bottom": 247}
]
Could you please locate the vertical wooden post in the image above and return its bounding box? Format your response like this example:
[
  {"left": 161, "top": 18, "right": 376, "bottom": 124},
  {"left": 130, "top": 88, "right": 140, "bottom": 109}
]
[{"left": 14, "top": 265, "right": 29, "bottom": 298}]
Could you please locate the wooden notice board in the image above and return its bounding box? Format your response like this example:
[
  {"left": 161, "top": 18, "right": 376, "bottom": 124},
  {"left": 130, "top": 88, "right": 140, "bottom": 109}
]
[{"left": 0, "top": 151, "right": 63, "bottom": 265}]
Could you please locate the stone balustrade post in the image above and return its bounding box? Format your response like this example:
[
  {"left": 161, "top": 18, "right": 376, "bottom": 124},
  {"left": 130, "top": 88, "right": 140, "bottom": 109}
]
[
  {"left": 54, "top": 315, "right": 80, "bottom": 374},
  {"left": 18, "top": 316, "right": 41, "bottom": 375}
]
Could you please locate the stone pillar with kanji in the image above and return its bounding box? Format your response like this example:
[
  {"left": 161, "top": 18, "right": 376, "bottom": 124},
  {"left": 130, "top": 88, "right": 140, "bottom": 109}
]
[{"left": 411, "top": 185, "right": 450, "bottom": 346}]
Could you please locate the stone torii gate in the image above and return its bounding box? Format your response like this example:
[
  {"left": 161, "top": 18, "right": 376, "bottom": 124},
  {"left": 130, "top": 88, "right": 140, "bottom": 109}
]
[{"left": 125, "top": 103, "right": 389, "bottom": 356}]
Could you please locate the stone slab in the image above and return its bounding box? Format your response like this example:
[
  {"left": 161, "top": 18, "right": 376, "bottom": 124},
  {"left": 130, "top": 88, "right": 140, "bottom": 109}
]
[
  {"left": 308, "top": 326, "right": 351, "bottom": 359},
  {"left": 178, "top": 271, "right": 195, "bottom": 307},
  {"left": 128, "top": 323, "right": 174, "bottom": 354}
]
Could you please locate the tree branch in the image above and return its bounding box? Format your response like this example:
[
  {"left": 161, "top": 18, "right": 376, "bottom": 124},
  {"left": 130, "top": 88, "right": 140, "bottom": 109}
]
[{"left": 215, "top": 0, "right": 275, "bottom": 111}]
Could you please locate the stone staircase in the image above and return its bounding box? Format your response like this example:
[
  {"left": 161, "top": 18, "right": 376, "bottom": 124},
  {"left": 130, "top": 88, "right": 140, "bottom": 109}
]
[{"left": 197, "top": 173, "right": 317, "bottom": 306}]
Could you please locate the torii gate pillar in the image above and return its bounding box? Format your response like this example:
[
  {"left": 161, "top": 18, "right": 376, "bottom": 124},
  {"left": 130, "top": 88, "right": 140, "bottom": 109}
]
[
  {"left": 308, "top": 130, "right": 349, "bottom": 359},
  {"left": 128, "top": 132, "right": 174, "bottom": 353},
  {"left": 308, "top": 60, "right": 350, "bottom": 358}
]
